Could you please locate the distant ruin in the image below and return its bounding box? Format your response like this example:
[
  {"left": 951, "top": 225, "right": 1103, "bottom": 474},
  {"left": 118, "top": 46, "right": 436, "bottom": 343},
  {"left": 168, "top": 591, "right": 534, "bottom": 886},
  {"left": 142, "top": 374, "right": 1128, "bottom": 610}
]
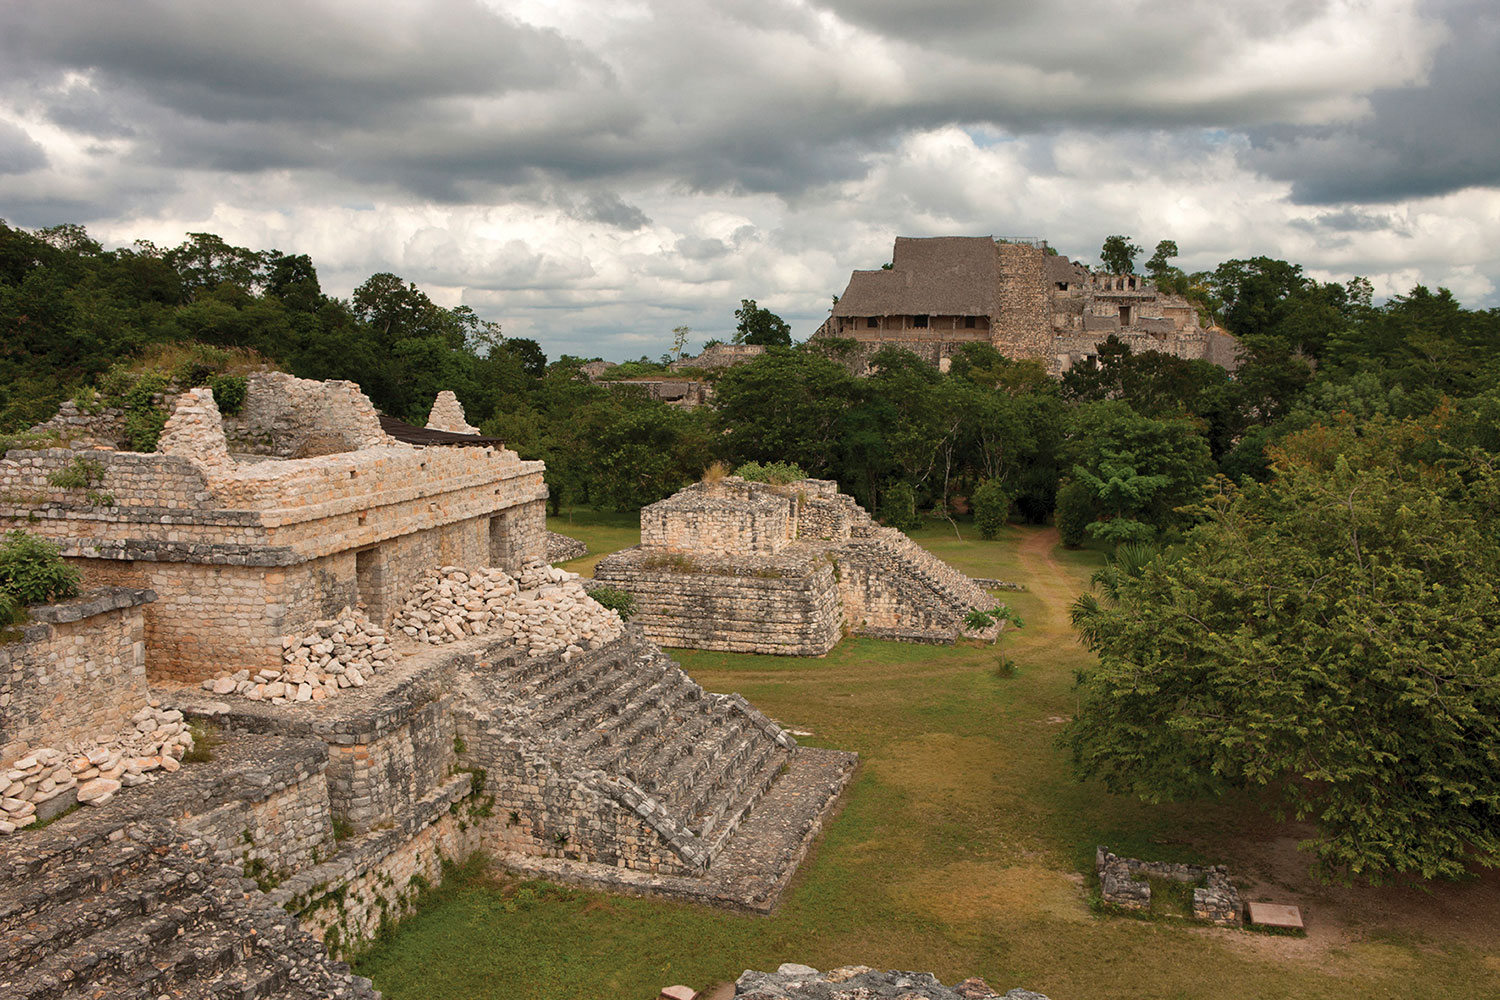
[
  {"left": 813, "top": 236, "right": 1239, "bottom": 375},
  {"left": 593, "top": 477, "right": 1000, "bottom": 654},
  {"left": 0, "top": 378, "right": 855, "bottom": 995}
]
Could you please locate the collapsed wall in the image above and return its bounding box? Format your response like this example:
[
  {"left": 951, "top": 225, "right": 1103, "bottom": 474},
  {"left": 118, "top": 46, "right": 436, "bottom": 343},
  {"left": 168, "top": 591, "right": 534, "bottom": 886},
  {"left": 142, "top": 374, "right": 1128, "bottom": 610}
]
[{"left": 594, "top": 478, "right": 999, "bottom": 654}]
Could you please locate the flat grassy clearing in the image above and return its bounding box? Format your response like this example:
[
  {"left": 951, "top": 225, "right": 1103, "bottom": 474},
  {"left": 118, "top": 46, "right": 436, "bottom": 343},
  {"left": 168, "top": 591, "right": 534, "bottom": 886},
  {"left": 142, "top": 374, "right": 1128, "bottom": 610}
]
[
  {"left": 545, "top": 506, "right": 640, "bottom": 576},
  {"left": 356, "top": 517, "right": 1500, "bottom": 1000}
]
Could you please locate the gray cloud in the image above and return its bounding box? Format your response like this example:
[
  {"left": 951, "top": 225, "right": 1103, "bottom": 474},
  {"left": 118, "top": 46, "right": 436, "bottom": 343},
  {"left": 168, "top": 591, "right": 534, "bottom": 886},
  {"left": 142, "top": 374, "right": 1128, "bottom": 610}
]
[
  {"left": 0, "top": 120, "right": 46, "bottom": 173},
  {"left": 577, "top": 192, "right": 651, "bottom": 230},
  {"left": 1243, "top": 0, "right": 1500, "bottom": 203}
]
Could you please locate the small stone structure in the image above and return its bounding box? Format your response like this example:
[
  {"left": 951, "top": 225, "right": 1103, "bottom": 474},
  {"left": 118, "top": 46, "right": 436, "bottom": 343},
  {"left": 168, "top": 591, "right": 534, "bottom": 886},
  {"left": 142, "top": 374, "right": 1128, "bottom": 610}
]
[
  {"left": 1096, "top": 846, "right": 1243, "bottom": 925},
  {"left": 735, "top": 964, "right": 1049, "bottom": 1000},
  {"left": 813, "top": 235, "right": 1239, "bottom": 376},
  {"left": 594, "top": 478, "right": 999, "bottom": 654},
  {"left": 669, "top": 344, "right": 767, "bottom": 371}
]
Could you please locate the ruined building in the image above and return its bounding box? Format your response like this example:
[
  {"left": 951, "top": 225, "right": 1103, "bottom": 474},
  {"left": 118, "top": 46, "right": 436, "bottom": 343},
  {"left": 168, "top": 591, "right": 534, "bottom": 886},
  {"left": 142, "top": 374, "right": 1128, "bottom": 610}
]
[
  {"left": 0, "top": 377, "right": 854, "bottom": 997},
  {"left": 813, "top": 236, "right": 1239, "bottom": 375},
  {"left": 593, "top": 477, "right": 999, "bottom": 655}
]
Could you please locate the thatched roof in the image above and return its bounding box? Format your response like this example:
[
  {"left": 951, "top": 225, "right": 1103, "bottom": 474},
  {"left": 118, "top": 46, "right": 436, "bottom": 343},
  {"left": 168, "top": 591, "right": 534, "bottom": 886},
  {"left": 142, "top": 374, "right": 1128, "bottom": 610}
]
[
  {"left": 832, "top": 237, "right": 999, "bottom": 318},
  {"left": 377, "top": 414, "right": 509, "bottom": 448},
  {"left": 1044, "top": 254, "right": 1091, "bottom": 285}
]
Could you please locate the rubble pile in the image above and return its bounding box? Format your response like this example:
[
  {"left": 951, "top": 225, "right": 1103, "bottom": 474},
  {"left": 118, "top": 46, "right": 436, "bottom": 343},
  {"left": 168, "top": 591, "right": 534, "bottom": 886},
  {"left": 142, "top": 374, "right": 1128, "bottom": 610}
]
[
  {"left": 1, "top": 703, "right": 193, "bottom": 833},
  {"left": 200, "top": 607, "right": 399, "bottom": 704},
  {"left": 393, "top": 560, "right": 624, "bottom": 658}
]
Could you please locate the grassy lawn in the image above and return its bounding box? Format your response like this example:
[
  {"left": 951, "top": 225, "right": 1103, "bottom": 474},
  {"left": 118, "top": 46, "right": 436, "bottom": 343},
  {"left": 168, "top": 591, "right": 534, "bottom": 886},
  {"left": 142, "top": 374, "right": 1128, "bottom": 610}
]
[
  {"left": 357, "top": 516, "right": 1500, "bottom": 1000},
  {"left": 546, "top": 506, "right": 641, "bottom": 576}
]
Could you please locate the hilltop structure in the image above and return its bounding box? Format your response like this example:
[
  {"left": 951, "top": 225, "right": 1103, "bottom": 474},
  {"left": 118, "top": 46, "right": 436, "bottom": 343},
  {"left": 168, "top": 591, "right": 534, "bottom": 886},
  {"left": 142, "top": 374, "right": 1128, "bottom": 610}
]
[
  {"left": 813, "top": 236, "right": 1238, "bottom": 375},
  {"left": 593, "top": 477, "right": 999, "bottom": 655},
  {"left": 0, "top": 377, "right": 854, "bottom": 996}
]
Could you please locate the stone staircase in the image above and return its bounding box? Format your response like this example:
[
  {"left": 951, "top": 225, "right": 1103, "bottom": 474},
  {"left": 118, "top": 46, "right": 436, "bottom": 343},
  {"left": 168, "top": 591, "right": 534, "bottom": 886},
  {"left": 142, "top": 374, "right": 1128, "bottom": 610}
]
[
  {"left": 843, "top": 522, "right": 997, "bottom": 641},
  {"left": 0, "top": 818, "right": 378, "bottom": 1000},
  {"left": 465, "top": 630, "right": 795, "bottom": 870}
]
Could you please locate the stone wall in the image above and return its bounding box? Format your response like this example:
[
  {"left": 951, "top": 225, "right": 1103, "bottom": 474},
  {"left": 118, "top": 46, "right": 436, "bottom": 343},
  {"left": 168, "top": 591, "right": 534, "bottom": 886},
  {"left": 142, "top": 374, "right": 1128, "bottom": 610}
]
[
  {"left": 736, "top": 964, "right": 1049, "bottom": 1000},
  {"left": 0, "top": 587, "right": 155, "bottom": 766},
  {"left": 425, "top": 390, "right": 480, "bottom": 435},
  {"left": 545, "top": 530, "right": 588, "bottom": 563},
  {"left": 221, "top": 372, "right": 392, "bottom": 457},
  {"left": 993, "top": 242, "right": 1052, "bottom": 361},
  {"left": 593, "top": 549, "right": 841, "bottom": 655},
  {"left": 641, "top": 489, "right": 790, "bottom": 554}
]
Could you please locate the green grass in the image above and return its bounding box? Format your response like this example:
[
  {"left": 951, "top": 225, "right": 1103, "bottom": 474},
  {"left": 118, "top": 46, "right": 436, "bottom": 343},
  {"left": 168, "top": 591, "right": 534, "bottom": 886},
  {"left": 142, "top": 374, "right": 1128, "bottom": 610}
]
[
  {"left": 546, "top": 507, "right": 641, "bottom": 577},
  {"left": 356, "top": 518, "right": 1499, "bottom": 1000}
]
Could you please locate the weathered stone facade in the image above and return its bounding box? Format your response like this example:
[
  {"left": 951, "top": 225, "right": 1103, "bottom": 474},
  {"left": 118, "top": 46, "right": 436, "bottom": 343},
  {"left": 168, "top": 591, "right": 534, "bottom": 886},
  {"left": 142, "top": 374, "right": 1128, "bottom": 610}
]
[
  {"left": 0, "top": 377, "right": 548, "bottom": 681},
  {"left": 1, "top": 587, "right": 154, "bottom": 766},
  {"left": 594, "top": 478, "right": 999, "bottom": 654},
  {"left": 814, "top": 236, "right": 1239, "bottom": 376}
]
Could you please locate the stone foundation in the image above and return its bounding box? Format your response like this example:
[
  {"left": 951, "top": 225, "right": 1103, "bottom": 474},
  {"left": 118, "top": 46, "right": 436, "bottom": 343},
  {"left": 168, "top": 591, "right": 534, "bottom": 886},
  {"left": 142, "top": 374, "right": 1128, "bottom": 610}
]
[{"left": 1095, "top": 846, "right": 1243, "bottom": 925}]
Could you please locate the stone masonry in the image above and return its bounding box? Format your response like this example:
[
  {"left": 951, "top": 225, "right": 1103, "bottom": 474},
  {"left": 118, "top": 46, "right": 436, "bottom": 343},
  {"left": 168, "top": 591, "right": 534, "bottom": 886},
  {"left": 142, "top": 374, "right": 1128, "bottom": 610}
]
[
  {"left": 1096, "top": 846, "right": 1243, "bottom": 926},
  {"left": 0, "top": 376, "right": 548, "bottom": 682},
  {"left": 594, "top": 477, "right": 1001, "bottom": 654},
  {"left": 735, "top": 964, "right": 1050, "bottom": 1000}
]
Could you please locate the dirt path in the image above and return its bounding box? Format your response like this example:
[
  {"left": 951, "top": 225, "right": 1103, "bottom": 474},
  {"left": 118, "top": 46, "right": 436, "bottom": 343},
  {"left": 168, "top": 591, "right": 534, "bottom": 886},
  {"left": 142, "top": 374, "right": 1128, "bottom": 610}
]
[{"left": 1012, "top": 526, "right": 1082, "bottom": 635}]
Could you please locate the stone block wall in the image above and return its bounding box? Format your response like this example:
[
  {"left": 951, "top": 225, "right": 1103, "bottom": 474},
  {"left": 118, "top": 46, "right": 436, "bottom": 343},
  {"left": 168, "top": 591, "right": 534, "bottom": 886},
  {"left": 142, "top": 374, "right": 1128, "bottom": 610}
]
[
  {"left": 994, "top": 242, "right": 1052, "bottom": 360},
  {"left": 181, "top": 737, "right": 337, "bottom": 884},
  {"left": 0, "top": 587, "right": 154, "bottom": 766},
  {"left": 642, "top": 491, "right": 791, "bottom": 554},
  {"left": 220, "top": 372, "right": 391, "bottom": 457},
  {"left": 593, "top": 548, "right": 841, "bottom": 655},
  {"left": 1095, "top": 846, "right": 1243, "bottom": 926}
]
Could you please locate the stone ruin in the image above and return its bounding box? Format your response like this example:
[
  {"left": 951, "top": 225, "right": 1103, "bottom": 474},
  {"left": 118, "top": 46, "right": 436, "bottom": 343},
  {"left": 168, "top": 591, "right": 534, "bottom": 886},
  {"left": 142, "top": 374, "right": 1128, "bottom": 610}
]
[
  {"left": 0, "top": 377, "right": 857, "bottom": 996},
  {"left": 734, "top": 964, "right": 1049, "bottom": 1000},
  {"left": 593, "top": 477, "right": 1001, "bottom": 655},
  {"left": 1095, "top": 846, "right": 1243, "bottom": 926}
]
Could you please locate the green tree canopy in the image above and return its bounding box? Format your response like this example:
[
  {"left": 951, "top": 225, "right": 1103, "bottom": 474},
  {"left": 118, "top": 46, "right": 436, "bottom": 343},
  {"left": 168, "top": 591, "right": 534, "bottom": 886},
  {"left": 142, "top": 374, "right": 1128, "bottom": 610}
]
[
  {"left": 1069, "top": 417, "right": 1500, "bottom": 882},
  {"left": 1099, "top": 235, "right": 1143, "bottom": 274},
  {"left": 733, "top": 298, "right": 792, "bottom": 346}
]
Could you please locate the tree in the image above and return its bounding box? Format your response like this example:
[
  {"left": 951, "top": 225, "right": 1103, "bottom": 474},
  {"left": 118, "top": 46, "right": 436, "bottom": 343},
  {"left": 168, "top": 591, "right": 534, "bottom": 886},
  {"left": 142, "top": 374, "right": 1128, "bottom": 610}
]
[
  {"left": 972, "top": 478, "right": 1011, "bottom": 539},
  {"left": 1068, "top": 424, "right": 1500, "bottom": 882},
  {"left": 1057, "top": 401, "right": 1214, "bottom": 546},
  {"left": 670, "top": 325, "right": 691, "bottom": 361},
  {"left": 733, "top": 299, "right": 792, "bottom": 347},
  {"left": 1144, "top": 240, "right": 1178, "bottom": 280},
  {"left": 1099, "top": 235, "right": 1143, "bottom": 275}
]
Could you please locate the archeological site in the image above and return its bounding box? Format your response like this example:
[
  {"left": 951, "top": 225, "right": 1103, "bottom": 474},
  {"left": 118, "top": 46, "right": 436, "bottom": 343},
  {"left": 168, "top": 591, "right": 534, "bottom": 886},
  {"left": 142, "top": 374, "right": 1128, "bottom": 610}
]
[
  {"left": 814, "top": 236, "right": 1241, "bottom": 375},
  {"left": 0, "top": 377, "right": 856, "bottom": 997}
]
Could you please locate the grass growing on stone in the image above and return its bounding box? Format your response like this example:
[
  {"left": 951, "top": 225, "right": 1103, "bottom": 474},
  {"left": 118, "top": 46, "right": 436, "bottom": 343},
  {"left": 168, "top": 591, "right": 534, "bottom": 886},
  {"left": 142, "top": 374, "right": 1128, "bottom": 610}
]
[{"left": 356, "top": 521, "right": 1500, "bottom": 1000}]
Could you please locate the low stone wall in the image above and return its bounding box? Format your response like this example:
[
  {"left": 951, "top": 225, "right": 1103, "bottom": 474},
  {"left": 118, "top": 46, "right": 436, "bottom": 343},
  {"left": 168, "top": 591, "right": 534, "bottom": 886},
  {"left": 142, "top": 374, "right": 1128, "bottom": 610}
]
[
  {"left": 593, "top": 548, "right": 841, "bottom": 655},
  {"left": 0, "top": 587, "right": 155, "bottom": 766},
  {"left": 1096, "top": 846, "right": 1243, "bottom": 925}
]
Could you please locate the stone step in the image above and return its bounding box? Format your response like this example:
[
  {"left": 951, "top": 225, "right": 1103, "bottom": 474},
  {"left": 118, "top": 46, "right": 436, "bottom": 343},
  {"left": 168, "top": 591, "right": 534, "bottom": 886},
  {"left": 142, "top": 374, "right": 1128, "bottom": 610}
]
[
  {"left": 11, "top": 885, "right": 227, "bottom": 1000},
  {"left": 648, "top": 720, "right": 752, "bottom": 814},
  {"left": 0, "top": 833, "right": 159, "bottom": 931},
  {"left": 198, "top": 952, "right": 292, "bottom": 999},
  {"left": 574, "top": 674, "right": 690, "bottom": 760},
  {"left": 548, "top": 663, "right": 685, "bottom": 744},
  {"left": 518, "top": 645, "right": 632, "bottom": 704},
  {"left": 529, "top": 655, "right": 637, "bottom": 729},
  {"left": 0, "top": 863, "right": 204, "bottom": 977},
  {"left": 696, "top": 741, "right": 787, "bottom": 849},
  {"left": 680, "top": 725, "right": 774, "bottom": 822},
  {"left": 80, "top": 919, "right": 248, "bottom": 1000},
  {"left": 622, "top": 706, "right": 722, "bottom": 789}
]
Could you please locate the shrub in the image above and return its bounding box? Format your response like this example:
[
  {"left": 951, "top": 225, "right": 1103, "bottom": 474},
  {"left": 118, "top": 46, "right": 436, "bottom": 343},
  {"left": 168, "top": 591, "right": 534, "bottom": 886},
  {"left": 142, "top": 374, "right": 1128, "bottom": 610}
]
[
  {"left": 123, "top": 408, "right": 169, "bottom": 452},
  {"left": 47, "top": 457, "right": 103, "bottom": 490},
  {"left": 702, "top": 460, "right": 730, "bottom": 484},
  {"left": 587, "top": 586, "right": 637, "bottom": 621},
  {"left": 1055, "top": 478, "right": 1094, "bottom": 548},
  {"left": 208, "top": 374, "right": 249, "bottom": 415},
  {"left": 0, "top": 530, "right": 80, "bottom": 607},
  {"left": 735, "top": 460, "right": 807, "bottom": 485},
  {"left": 972, "top": 478, "right": 1012, "bottom": 540},
  {"left": 881, "top": 481, "right": 921, "bottom": 531}
]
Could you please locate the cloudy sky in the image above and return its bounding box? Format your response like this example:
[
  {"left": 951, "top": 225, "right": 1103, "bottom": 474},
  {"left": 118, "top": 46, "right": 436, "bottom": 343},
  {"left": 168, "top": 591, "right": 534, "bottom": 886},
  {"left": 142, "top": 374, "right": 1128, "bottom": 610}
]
[{"left": 1, "top": 0, "right": 1497, "bottom": 360}]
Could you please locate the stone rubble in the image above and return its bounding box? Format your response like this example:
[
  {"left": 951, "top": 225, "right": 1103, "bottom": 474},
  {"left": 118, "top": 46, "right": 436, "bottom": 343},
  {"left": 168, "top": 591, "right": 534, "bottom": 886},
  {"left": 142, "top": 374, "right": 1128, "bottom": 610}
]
[
  {"left": 734, "top": 964, "right": 1050, "bottom": 1000},
  {"left": 0, "top": 703, "right": 193, "bottom": 834},
  {"left": 199, "top": 606, "right": 399, "bottom": 705},
  {"left": 393, "top": 559, "right": 623, "bottom": 658}
]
